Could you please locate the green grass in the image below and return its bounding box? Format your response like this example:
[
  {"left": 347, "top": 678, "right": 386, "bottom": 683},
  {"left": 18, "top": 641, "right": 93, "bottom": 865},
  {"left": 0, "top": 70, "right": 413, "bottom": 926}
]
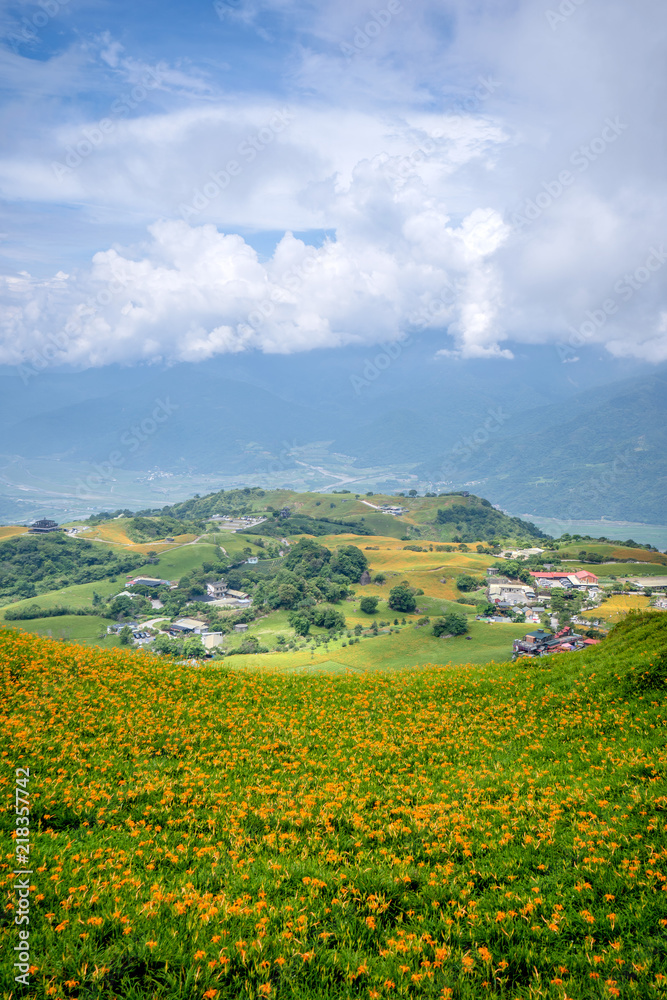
[
  {"left": 144, "top": 543, "right": 224, "bottom": 581},
  {"left": 226, "top": 617, "right": 528, "bottom": 674},
  {"left": 0, "top": 579, "right": 121, "bottom": 617},
  {"left": 5, "top": 614, "right": 114, "bottom": 644},
  {"left": 589, "top": 562, "right": 667, "bottom": 578},
  {"left": 201, "top": 530, "right": 271, "bottom": 559}
]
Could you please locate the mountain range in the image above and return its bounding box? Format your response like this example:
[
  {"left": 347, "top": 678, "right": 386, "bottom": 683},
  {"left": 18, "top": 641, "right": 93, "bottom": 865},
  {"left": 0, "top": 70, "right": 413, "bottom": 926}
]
[{"left": 0, "top": 343, "right": 664, "bottom": 524}]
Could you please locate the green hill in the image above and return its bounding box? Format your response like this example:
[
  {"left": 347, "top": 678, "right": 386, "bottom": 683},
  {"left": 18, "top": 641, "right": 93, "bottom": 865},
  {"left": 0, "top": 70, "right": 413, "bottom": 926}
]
[{"left": 131, "top": 488, "right": 547, "bottom": 544}]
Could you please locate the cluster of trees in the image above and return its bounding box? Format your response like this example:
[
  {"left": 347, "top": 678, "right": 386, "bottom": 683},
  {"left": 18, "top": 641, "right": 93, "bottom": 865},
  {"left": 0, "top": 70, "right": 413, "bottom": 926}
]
[
  {"left": 500, "top": 561, "right": 534, "bottom": 583},
  {"left": 86, "top": 508, "right": 135, "bottom": 524},
  {"left": 135, "top": 486, "right": 269, "bottom": 522},
  {"left": 436, "top": 501, "right": 546, "bottom": 543},
  {"left": 243, "top": 514, "right": 373, "bottom": 539},
  {"left": 550, "top": 587, "right": 585, "bottom": 627},
  {"left": 251, "top": 540, "right": 368, "bottom": 612},
  {"left": 557, "top": 532, "right": 659, "bottom": 552},
  {"left": 125, "top": 515, "right": 204, "bottom": 542},
  {"left": 288, "top": 605, "right": 346, "bottom": 637},
  {"left": 0, "top": 535, "right": 142, "bottom": 601},
  {"left": 150, "top": 633, "right": 207, "bottom": 659}
]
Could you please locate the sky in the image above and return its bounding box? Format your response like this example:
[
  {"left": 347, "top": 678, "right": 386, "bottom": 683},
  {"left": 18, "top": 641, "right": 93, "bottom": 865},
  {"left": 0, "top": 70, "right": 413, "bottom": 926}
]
[{"left": 1, "top": 0, "right": 666, "bottom": 370}]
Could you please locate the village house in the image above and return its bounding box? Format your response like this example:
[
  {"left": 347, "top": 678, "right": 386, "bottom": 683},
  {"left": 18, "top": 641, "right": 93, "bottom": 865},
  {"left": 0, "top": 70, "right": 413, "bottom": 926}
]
[
  {"left": 512, "top": 626, "right": 599, "bottom": 659},
  {"left": 531, "top": 570, "right": 599, "bottom": 588},
  {"left": 488, "top": 583, "right": 536, "bottom": 605},
  {"left": 206, "top": 580, "right": 229, "bottom": 599},
  {"left": 169, "top": 618, "right": 208, "bottom": 635},
  {"left": 246, "top": 556, "right": 259, "bottom": 564},
  {"left": 500, "top": 547, "right": 544, "bottom": 560}
]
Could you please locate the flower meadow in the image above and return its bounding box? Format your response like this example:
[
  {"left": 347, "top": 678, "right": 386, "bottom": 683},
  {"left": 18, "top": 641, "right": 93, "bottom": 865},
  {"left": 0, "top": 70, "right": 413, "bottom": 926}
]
[{"left": 1, "top": 613, "right": 666, "bottom": 1000}]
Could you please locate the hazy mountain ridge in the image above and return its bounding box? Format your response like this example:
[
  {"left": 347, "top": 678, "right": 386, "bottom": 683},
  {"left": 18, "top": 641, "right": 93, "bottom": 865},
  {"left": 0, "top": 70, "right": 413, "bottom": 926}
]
[{"left": 0, "top": 349, "right": 663, "bottom": 523}]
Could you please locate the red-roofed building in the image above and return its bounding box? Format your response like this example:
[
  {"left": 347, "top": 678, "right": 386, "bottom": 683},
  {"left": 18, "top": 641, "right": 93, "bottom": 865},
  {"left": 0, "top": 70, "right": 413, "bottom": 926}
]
[
  {"left": 531, "top": 571, "right": 572, "bottom": 580},
  {"left": 575, "top": 569, "right": 598, "bottom": 584}
]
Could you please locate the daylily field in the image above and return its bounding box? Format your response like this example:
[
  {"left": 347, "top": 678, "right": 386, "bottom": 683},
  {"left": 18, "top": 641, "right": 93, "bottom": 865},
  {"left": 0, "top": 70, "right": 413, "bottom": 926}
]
[{"left": 2, "top": 612, "right": 666, "bottom": 999}]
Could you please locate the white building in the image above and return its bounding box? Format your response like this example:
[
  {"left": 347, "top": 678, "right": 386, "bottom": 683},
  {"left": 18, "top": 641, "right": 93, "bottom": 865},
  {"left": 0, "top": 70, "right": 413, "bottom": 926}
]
[
  {"left": 206, "top": 580, "right": 229, "bottom": 599},
  {"left": 488, "top": 583, "right": 536, "bottom": 605}
]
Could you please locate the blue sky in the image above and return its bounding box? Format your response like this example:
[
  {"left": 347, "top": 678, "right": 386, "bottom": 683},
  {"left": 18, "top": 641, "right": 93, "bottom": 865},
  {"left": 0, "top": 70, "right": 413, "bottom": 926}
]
[{"left": 1, "top": 0, "right": 667, "bottom": 369}]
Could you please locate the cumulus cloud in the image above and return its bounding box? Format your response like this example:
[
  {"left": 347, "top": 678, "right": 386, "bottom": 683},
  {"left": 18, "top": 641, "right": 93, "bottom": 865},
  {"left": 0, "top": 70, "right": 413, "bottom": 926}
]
[{"left": 1, "top": 195, "right": 512, "bottom": 367}]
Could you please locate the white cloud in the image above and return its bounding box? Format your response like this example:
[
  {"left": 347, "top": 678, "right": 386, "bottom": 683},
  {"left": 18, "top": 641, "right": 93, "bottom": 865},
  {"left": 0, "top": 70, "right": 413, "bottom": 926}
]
[{"left": 0, "top": 0, "right": 666, "bottom": 365}]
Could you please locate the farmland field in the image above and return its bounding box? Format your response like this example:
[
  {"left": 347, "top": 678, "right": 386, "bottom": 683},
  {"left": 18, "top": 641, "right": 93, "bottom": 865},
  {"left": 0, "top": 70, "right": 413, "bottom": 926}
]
[
  {"left": 2, "top": 613, "right": 666, "bottom": 998},
  {"left": 582, "top": 594, "right": 651, "bottom": 623}
]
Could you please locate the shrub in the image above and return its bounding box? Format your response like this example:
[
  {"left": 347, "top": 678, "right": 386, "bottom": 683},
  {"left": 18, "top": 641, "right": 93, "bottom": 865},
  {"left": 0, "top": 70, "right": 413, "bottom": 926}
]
[{"left": 433, "top": 612, "right": 469, "bottom": 637}]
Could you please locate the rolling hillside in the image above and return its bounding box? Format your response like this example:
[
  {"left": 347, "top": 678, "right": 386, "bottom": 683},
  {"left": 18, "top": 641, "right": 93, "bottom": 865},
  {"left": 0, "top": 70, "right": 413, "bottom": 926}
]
[{"left": 1, "top": 612, "right": 665, "bottom": 997}]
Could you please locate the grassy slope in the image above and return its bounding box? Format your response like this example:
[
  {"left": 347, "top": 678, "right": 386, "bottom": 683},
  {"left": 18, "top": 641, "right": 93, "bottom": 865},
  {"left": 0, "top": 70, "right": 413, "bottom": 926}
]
[
  {"left": 1, "top": 613, "right": 665, "bottom": 998},
  {"left": 225, "top": 618, "right": 529, "bottom": 674},
  {"left": 0, "top": 525, "right": 28, "bottom": 540},
  {"left": 0, "top": 579, "right": 121, "bottom": 617},
  {"left": 7, "top": 614, "right": 114, "bottom": 644},
  {"left": 557, "top": 542, "right": 667, "bottom": 564},
  {"left": 147, "top": 543, "right": 225, "bottom": 580}
]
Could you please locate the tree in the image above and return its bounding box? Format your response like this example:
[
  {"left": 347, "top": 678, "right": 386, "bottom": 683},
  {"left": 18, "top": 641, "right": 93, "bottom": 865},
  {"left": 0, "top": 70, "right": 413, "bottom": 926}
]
[
  {"left": 118, "top": 625, "right": 133, "bottom": 645},
  {"left": 330, "top": 546, "right": 369, "bottom": 582},
  {"left": 476, "top": 601, "right": 496, "bottom": 617},
  {"left": 312, "top": 606, "right": 346, "bottom": 630},
  {"left": 455, "top": 575, "right": 479, "bottom": 592},
  {"left": 408, "top": 489, "right": 418, "bottom": 497},
  {"left": 360, "top": 596, "right": 379, "bottom": 615},
  {"left": 183, "top": 636, "right": 206, "bottom": 659},
  {"left": 154, "top": 634, "right": 181, "bottom": 656},
  {"left": 109, "top": 594, "right": 138, "bottom": 619},
  {"left": 388, "top": 585, "right": 416, "bottom": 613},
  {"left": 433, "top": 613, "right": 468, "bottom": 637},
  {"left": 289, "top": 613, "right": 311, "bottom": 637},
  {"left": 373, "top": 572, "right": 386, "bottom": 585}
]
